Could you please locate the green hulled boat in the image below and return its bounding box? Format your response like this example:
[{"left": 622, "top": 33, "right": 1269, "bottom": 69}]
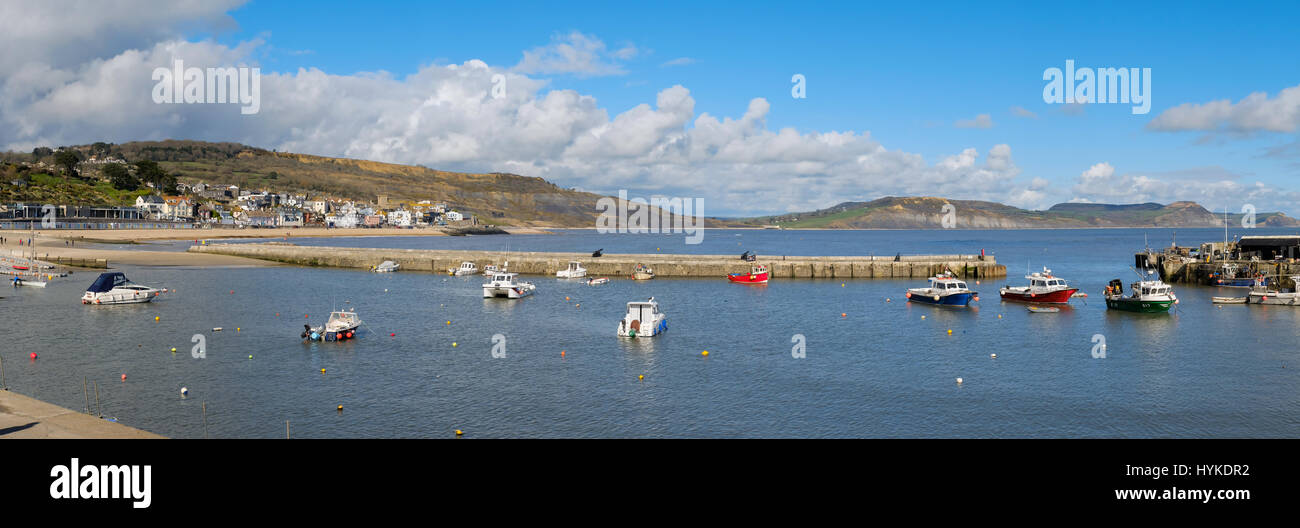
[{"left": 1104, "top": 274, "right": 1177, "bottom": 313}]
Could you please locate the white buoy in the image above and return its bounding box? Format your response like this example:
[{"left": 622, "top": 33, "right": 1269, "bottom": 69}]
[
  {"left": 180, "top": 387, "right": 189, "bottom": 396},
  {"left": 990, "top": 353, "right": 997, "bottom": 359},
  {"left": 956, "top": 377, "right": 964, "bottom": 385}
]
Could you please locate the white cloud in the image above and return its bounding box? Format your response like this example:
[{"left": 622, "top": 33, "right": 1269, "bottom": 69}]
[
  {"left": 1147, "top": 84, "right": 1300, "bottom": 134},
  {"left": 1069, "top": 162, "right": 1300, "bottom": 213},
  {"left": 1010, "top": 106, "right": 1037, "bottom": 119},
  {"left": 660, "top": 57, "right": 695, "bottom": 68},
  {"left": 0, "top": 10, "right": 1047, "bottom": 216},
  {"left": 954, "top": 113, "right": 993, "bottom": 129},
  {"left": 512, "top": 31, "right": 638, "bottom": 78}
]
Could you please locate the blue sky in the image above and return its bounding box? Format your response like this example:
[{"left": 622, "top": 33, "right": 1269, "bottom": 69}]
[{"left": 4, "top": 0, "right": 1300, "bottom": 215}]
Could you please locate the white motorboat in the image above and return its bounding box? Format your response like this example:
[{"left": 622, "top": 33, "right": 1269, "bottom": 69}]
[
  {"left": 483, "top": 272, "right": 535, "bottom": 299},
  {"left": 617, "top": 297, "right": 667, "bottom": 338},
  {"left": 372, "top": 260, "right": 400, "bottom": 272},
  {"left": 81, "top": 272, "right": 159, "bottom": 305},
  {"left": 1246, "top": 276, "right": 1300, "bottom": 305},
  {"left": 448, "top": 261, "right": 478, "bottom": 276},
  {"left": 302, "top": 310, "right": 362, "bottom": 341},
  {"left": 556, "top": 261, "right": 587, "bottom": 278},
  {"left": 586, "top": 277, "right": 610, "bottom": 286}
]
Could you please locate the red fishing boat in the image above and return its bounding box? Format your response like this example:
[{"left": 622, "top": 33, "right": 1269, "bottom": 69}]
[
  {"left": 727, "top": 264, "right": 769, "bottom": 284},
  {"left": 999, "top": 267, "right": 1078, "bottom": 304}
]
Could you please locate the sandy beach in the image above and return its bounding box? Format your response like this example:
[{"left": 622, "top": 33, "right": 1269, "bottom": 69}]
[{"left": 0, "top": 226, "right": 554, "bottom": 267}]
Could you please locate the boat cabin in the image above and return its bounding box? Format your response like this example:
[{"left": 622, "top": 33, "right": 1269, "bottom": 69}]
[
  {"left": 87, "top": 272, "right": 131, "bottom": 293},
  {"left": 625, "top": 299, "right": 661, "bottom": 320}
]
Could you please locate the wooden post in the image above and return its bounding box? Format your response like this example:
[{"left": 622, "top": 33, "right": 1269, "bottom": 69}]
[
  {"left": 0, "top": 355, "right": 5, "bottom": 391},
  {"left": 202, "top": 402, "right": 209, "bottom": 439},
  {"left": 286, "top": 420, "right": 290, "bottom": 439},
  {"left": 93, "top": 381, "right": 102, "bottom": 418},
  {"left": 83, "top": 376, "right": 89, "bottom": 413}
]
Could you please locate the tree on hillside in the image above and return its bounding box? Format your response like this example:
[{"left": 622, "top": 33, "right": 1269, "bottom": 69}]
[
  {"left": 32, "top": 147, "right": 53, "bottom": 159},
  {"left": 54, "top": 150, "right": 81, "bottom": 178},
  {"left": 90, "top": 142, "right": 112, "bottom": 157},
  {"left": 104, "top": 163, "right": 138, "bottom": 190}
]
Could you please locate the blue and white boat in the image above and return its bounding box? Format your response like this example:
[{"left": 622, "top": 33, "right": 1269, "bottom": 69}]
[{"left": 906, "top": 272, "right": 978, "bottom": 306}]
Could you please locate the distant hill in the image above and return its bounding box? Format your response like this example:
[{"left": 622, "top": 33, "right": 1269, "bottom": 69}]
[
  {"left": 2, "top": 140, "right": 716, "bottom": 228},
  {"left": 736, "top": 196, "right": 1300, "bottom": 229}
]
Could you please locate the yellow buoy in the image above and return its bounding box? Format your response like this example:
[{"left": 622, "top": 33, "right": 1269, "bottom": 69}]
[
  {"left": 321, "top": 368, "right": 326, "bottom": 373},
  {"left": 452, "top": 342, "right": 458, "bottom": 347},
  {"left": 248, "top": 355, "right": 253, "bottom": 359},
  {"left": 638, "top": 375, "right": 644, "bottom": 380},
  {"left": 337, "top": 405, "right": 343, "bottom": 411},
  {"left": 998, "top": 314, "right": 1002, "bottom": 319},
  {"left": 921, "top": 315, "right": 926, "bottom": 320},
  {"left": 154, "top": 316, "right": 160, "bottom": 322},
  {"left": 236, "top": 327, "right": 240, "bottom": 332},
  {"left": 446, "top": 321, "right": 451, "bottom": 325},
  {"left": 947, "top": 329, "right": 953, "bottom": 335},
  {"left": 701, "top": 350, "right": 709, "bottom": 356},
  {"left": 170, "top": 347, "right": 176, "bottom": 352},
  {"left": 455, "top": 429, "right": 463, "bottom": 436}
]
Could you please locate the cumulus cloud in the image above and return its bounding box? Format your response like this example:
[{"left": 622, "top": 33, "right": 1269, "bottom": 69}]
[
  {"left": 0, "top": 6, "right": 1048, "bottom": 216},
  {"left": 954, "top": 113, "right": 993, "bottom": 129},
  {"left": 513, "top": 31, "right": 639, "bottom": 77},
  {"left": 1147, "top": 84, "right": 1300, "bottom": 134},
  {"left": 660, "top": 57, "right": 695, "bottom": 68},
  {"left": 1068, "top": 162, "right": 1300, "bottom": 213},
  {"left": 1010, "top": 106, "right": 1037, "bottom": 119}
]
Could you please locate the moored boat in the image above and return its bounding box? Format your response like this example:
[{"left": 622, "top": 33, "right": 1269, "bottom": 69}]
[
  {"left": 616, "top": 297, "right": 667, "bottom": 338},
  {"left": 586, "top": 277, "right": 610, "bottom": 286},
  {"left": 81, "top": 272, "right": 160, "bottom": 305},
  {"left": 483, "top": 272, "right": 535, "bottom": 299},
  {"left": 11, "top": 277, "right": 47, "bottom": 287},
  {"left": 727, "top": 264, "right": 769, "bottom": 284},
  {"left": 999, "top": 267, "right": 1078, "bottom": 303},
  {"left": 1245, "top": 276, "right": 1300, "bottom": 305},
  {"left": 1103, "top": 272, "right": 1177, "bottom": 313},
  {"left": 557, "top": 261, "right": 587, "bottom": 278},
  {"left": 448, "top": 261, "right": 478, "bottom": 276},
  {"left": 633, "top": 264, "right": 655, "bottom": 280},
  {"left": 302, "top": 310, "right": 362, "bottom": 341},
  {"left": 905, "top": 272, "right": 977, "bottom": 307},
  {"left": 1027, "top": 306, "right": 1060, "bottom": 313},
  {"left": 372, "top": 260, "right": 400, "bottom": 272},
  {"left": 1212, "top": 263, "right": 1269, "bottom": 288}
]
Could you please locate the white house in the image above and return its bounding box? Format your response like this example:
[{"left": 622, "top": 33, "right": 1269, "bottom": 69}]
[
  {"left": 386, "top": 210, "right": 413, "bottom": 227},
  {"left": 445, "top": 211, "right": 464, "bottom": 222},
  {"left": 136, "top": 195, "right": 166, "bottom": 217}
]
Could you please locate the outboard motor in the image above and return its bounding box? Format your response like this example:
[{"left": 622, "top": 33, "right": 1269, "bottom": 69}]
[
  {"left": 301, "top": 324, "right": 311, "bottom": 339},
  {"left": 592, "top": 249, "right": 603, "bottom": 257}
]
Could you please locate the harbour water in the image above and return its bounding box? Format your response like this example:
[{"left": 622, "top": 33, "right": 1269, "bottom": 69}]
[{"left": 2, "top": 228, "right": 1298, "bottom": 437}]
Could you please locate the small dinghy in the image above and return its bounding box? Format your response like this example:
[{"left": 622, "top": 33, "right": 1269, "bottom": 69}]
[
  {"left": 1027, "top": 306, "right": 1060, "bottom": 313},
  {"left": 372, "top": 260, "right": 400, "bottom": 272},
  {"left": 11, "top": 277, "right": 47, "bottom": 287},
  {"left": 1212, "top": 296, "right": 1247, "bottom": 304},
  {"left": 586, "top": 277, "right": 610, "bottom": 286}
]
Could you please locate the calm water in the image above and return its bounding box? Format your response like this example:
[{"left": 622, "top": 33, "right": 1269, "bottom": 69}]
[{"left": 3, "top": 228, "right": 1298, "bottom": 438}]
